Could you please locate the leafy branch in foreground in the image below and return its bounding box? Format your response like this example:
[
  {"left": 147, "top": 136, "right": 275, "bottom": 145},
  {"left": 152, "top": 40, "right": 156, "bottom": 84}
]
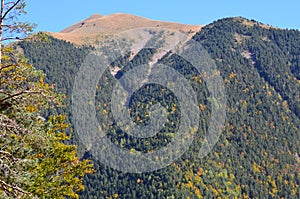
[{"left": 0, "top": 46, "right": 94, "bottom": 198}]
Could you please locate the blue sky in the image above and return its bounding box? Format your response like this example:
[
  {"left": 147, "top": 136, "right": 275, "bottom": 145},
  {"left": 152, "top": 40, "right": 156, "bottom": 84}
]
[{"left": 23, "top": 0, "right": 300, "bottom": 32}]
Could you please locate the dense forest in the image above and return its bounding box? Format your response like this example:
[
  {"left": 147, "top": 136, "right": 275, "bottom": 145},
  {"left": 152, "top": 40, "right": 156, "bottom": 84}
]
[{"left": 18, "top": 17, "right": 300, "bottom": 198}]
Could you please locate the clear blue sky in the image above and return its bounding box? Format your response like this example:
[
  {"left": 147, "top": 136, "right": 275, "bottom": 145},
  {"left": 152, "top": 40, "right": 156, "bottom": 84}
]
[{"left": 22, "top": 0, "right": 300, "bottom": 32}]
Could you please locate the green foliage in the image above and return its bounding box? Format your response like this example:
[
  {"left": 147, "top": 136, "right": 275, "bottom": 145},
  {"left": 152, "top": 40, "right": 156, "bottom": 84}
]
[
  {"left": 1, "top": 1, "right": 94, "bottom": 198},
  {"left": 18, "top": 17, "right": 300, "bottom": 199},
  {"left": 0, "top": 46, "right": 93, "bottom": 198},
  {"left": 28, "top": 115, "right": 94, "bottom": 199}
]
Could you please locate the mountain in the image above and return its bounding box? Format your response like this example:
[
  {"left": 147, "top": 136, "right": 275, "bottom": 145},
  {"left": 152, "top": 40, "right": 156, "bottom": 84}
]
[
  {"left": 18, "top": 14, "right": 300, "bottom": 198},
  {"left": 49, "top": 13, "right": 202, "bottom": 45}
]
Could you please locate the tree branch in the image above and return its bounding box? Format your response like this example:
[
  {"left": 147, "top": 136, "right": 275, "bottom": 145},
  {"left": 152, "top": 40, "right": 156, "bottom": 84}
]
[
  {"left": 0, "top": 178, "right": 31, "bottom": 197},
  {"left": 1, "top": 0, "right": 22, "bottom": 22},
  {"left": 0, "top": 63, "right": 15, "bottom": 70},
  {"left": 0, "top": 36, "right": 22, "bottom": 41},
  {"left": 0, "top": 114, "right": 31, "bottom": 135},
  {"left": 0, "top": 90, "right": 41, "bottom": 104}
]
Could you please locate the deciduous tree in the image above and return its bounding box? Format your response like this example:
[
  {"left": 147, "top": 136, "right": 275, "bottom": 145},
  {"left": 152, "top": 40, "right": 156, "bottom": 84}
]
[{"left": 0, "top": 1, "right": 93, "bottom": 198}]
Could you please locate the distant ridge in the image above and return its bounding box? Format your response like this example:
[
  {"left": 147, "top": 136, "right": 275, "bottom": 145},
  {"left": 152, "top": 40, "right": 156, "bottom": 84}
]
[
  {"left": 49, "top": 13, "right": 203, "bottom": 45},
  {"left": 60, "top": 14, "right": 104, "bottom": 33}
]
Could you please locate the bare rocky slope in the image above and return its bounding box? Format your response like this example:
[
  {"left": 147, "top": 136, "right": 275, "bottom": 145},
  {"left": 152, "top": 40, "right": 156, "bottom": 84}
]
[{"left": 49, "top": 13, "right": 202, "bottom": 45}]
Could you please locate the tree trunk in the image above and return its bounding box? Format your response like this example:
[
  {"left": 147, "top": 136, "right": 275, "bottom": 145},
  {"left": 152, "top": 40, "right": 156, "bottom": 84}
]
[{"left": 0, "top": 0, "right": 4, "bottom": 63}]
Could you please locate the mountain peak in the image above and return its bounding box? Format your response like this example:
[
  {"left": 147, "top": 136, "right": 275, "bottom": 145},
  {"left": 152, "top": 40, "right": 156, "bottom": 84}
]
[
  {"left": 50, "top": 13, "right": 202, "bottom": 45},
  {"left": 84, "top": 13, "right": 104, "bottom": 21}
]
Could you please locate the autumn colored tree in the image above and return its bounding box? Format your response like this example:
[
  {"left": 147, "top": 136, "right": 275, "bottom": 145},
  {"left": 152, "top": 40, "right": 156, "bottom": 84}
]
[{"left": 0, "top": 1, "right": 93, "bottom": 198}]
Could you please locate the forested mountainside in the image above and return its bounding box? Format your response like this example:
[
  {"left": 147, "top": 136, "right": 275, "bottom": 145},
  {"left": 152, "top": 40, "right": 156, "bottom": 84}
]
[{"left": 18, "top": 17, "right": 299, "bottom": 198}]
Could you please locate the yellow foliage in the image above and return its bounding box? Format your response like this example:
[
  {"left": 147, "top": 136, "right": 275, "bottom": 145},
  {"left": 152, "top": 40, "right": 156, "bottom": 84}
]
[
  {"left": 197, "top": 168, "right": 204, "bottom": 176},
  {"left": 129, "top": 148, "right": 135, "bottom": 153},
  {"left": 229, "top": 72, "right": 236, "bottom": 79},
  {"left": 39, "top": 76, "right": 44, "bottom": 84},
  {"left": 253, "top": 162, "right": 261, "bottom": 173},
  {"left": 199, "top": 104, "right": 206, "bottom": 111},
  {"left": 102, "top": 109, "right": 108, "bottom": 114},
  {"left": 26, "top": 105, "right": 37, "bottom": 113},
  {"left": 242, "top": 88, "right": 249, "bottom": 93},
  {"left": 186, "top": 181, "right": 193, "bottom": 189},
  {"left": 172, "top": 105, "right": 176, "bottom": 112},
  {"left": 194, "top": 187, "right": 203, "bottom": 198},
  {"left": 214, "top": 70, "right": 221, "bottom": 76},
  {"left": 209, "top": 185, "right": 219, "bottom": 196},
  {"left": 291, "top": 188, "right": 297, "bottom": 195},
  {"left": 282, "top": 100, "right": 288, "bottom": 108}
]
